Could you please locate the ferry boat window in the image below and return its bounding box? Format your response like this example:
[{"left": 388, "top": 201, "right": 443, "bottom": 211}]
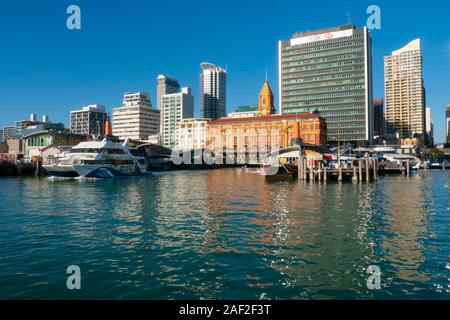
[
  {"left": 105, "top": 149, "right": 125, "bottom": 154},
  {"left": 81, "top": 160, "right": 134, "bottom": 165},
  {"left": 72, "top": 148, "right": 102, "bottom": 153},
  {"left": 71, "top": 148, "right": 125, "bottom": 154}
]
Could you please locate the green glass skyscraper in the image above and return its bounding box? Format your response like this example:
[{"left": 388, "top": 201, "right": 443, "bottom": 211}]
[{"left": 278, "top": 25, "right": 373, "bottom": 145}]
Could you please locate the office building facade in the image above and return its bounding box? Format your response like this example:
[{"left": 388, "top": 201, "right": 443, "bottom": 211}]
[
  {"left": 157, "top": 75, "right": 181, "bottom": 136},
  {"left": 206, "top": 80, "right": 327, "bottom": 164},
  {"left": 112, "top": 92, "right": 160, "bottom": 141},
  {"left": 373, "top": 98, "right": 384, "bottom": 139},
  {"left": 161, "top": 87, "right": 194, "bottom": 147},
  {"left": 385, "top": 39, "right": 425, "bottom": 141},
  {"left": 278, "top": 25, "right": 373, "bottom": 145},
  {"left": 1, "top": 126, "right": 15, "bottom": 143},
  {"left": 157, "top": 75, "right": 180, "bottom": 110},
  {"left": 200, "top": 62, "right": 227, "bottom": 120},
  {"left": 70, "top": 104, "right": 108, "bottom": 136},
  {"left": 177, "top": 118, "right": 210, "bottom": 151}
]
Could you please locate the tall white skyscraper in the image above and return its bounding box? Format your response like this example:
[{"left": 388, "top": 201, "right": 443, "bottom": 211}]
[
  {"left": 112, "top": 92, "right": 160, "bottom": 141},
  {"left": 161, "top": 87, "right": 194, "bottom": 147},
  {"left": 199, "top": 62, "right": 227, "bottom": 120},
  {"left": 385, "top": 39, "right": 425, "bottom": 141}
]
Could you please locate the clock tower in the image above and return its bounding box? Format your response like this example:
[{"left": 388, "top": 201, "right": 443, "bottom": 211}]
[{"left": 258, "top": 81, "right": 275, "bottom": 116}]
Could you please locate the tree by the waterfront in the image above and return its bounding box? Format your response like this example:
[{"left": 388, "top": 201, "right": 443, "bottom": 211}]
[{"left": 427, "top": 148, "right": 445, "bottom": 158}]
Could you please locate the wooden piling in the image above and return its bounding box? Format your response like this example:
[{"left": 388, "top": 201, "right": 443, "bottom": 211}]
[
  {"left": 304, "top": 159, "right": 308, "bottom": 180},
  {"left": 406, "top": 160, "right": 410, "bottom": 175},
  {"left": 373, "top": 158, "right": 378, "bottom": 180},
  {"left": 298, "top": 158, "right": 302, "bottom": 180},
  {"left": 352, "top": 165, "right": 358, "bottom": 182},
  {"left": 358, "top": 160, "right": 363, "bottom": 182},
  {"left": 18, "top": 160, "right": 23, "bottom": 176},
  {"left": 365, "top": 158, "right": 370, "bottom": 182},
  {"left": 36, "top": 161, "right": 43, "bottom": 176},
  {"left": 291, "top": 155, "right": 391, "bottom": 184}
]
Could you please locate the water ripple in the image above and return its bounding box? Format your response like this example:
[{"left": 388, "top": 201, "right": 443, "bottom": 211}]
[{"left": 0, "top": 169, "right": 448, "bottom": 299}]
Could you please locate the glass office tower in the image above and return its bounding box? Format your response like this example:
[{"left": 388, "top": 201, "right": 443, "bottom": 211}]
[{"left": 279, "top": 25, "right": 373, "bottom": 145}]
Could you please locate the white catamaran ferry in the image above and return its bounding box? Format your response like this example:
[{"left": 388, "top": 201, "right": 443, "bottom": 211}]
[
  {"left": 43, "top": 138, "right": 149, "bottom": 178},
  {"left": 372, "top": 147, "right": 421, "bottom": 170}
]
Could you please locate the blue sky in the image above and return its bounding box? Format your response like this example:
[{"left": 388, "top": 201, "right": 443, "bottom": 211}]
[{"left": 0, "top": 0, "right": 449, "bottom": 142}]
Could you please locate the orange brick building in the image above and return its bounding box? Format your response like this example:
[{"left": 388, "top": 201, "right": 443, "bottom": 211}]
[{"left": 205, "top": 81, "right": 327, "bottom": 163}]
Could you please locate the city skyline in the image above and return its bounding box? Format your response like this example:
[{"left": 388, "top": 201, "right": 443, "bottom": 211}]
[
  {"left": 0, "top": 1, "right": 449, "bottom": 142},
  {"left": 1, "top": 1, "right": 449, "bottom": 304}
]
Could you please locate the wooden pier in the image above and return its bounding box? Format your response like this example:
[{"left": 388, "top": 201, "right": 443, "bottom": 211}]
[
  {"left": 297, "top": 158, "right": 414, "bottom": 182},
  {"left": 0, "top": 159, "right": 44, "bottom": 177}
]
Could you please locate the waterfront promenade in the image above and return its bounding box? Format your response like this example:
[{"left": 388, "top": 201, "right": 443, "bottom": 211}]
[{"left": 0, "top": 169, "right": 448, "bottom": 299}]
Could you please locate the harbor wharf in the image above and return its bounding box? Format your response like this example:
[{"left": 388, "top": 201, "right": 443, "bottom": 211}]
[
  {"left": 295, "top": 157, "right": 415, "bottom": 182},
  {"left": 0, "top": 156, "right": 42, "bottom": 177}
]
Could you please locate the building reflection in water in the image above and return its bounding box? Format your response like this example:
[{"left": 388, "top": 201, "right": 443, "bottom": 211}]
[
  {"left": 155, "top": 169, "right": 379, "bottom": 298},
  {"left": 63, "top": 170, "right": 433, "bottom": 298},
  {"left": 2, "top": 168, "right": 446, "bottom": 299},
  {"left": 376, "top": 174, "right": 430, "bottom": 284}
]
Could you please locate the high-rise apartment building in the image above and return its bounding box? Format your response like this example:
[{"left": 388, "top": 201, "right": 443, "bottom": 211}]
[
  {"left": 161, "top": 87, "right": 194, "bottom": 147},
  {"left": 112, "top": 92, "right": 160, "bottom": 141},
  {"left": 278, "top": 25, "right": 373, "bottom": 145},
  {"left": 70, "top": 104, "right": 108, "bottom": 136},
  {"left": 1, "top": 126, "right": 15, "bottom": 143},
  {"left": 199, "top": 62, "right": 227, "bottom": 120},
  {"left": 385, "top": 39, "right": 425, "bottom": 141},
  {"left": 446, "top": 105, "right": 450, "bottom": 143},
  {"left": 157, "top": 75, "right": 181, "bottom": 138},
  {"left": 157, "top": 75, "right": 180, "bottom": 110}
]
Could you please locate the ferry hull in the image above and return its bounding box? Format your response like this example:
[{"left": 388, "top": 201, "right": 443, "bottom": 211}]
[
  {"left": 72, "top": 164, "right": 147, "bottom": 178},
  {"left": 43, "top": 164, "right": 79, "bottom": 178},
  {"left": 259, "top": 163, "right": 284, "bottom": 176}
]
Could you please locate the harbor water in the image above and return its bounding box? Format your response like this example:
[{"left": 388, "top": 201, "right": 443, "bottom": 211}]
[{"left": 0, "top": 169, "right": 448, "bottom": 299}]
